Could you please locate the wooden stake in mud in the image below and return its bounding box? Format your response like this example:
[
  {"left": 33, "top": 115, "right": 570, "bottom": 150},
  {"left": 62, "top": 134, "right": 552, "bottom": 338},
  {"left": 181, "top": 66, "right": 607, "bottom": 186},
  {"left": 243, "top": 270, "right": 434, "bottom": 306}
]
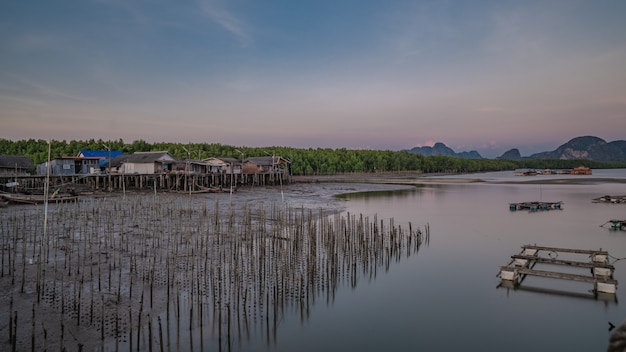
[
  {"left": 100, "top": 293, "right": 104, "bottom": 342},
  {"left": 137, "top": 289, "right": 144, "bottom": 351},
  {"left": 148, "top": 314, "right": 153, "bottom": 352},
  {"left": 115, "top": 305, "right": 119, "bottom": 352},
  {"left": 77, "top": 277, "right": 82, "bottom": 327},
  {"left": 59, "top": 318, "right": 64, "bottom": 352},
  {"left": 158, "top": 315, "right": 164, "bottom": 352},
  {"left": 31, "top": 304, "right": 35, "bottom": 352},
  {"left": 150, "top": 257, "right": 156, "bottom": 309},
  {"left": 9, "top": 294, "right": 13, "bottom": 345},
  {"left": 89, "top": 272, "right": 94, "bottom": 325},
  {"left": 41, "top": 322, "right": 47, "bottom": 352},
  {"left": 20, "top": 237, "right": 26, "bottom": 293},
  {"left": 11, "top": 311, "right": 17, "bottom": 352},
  {"left": 129, "top": 304, "right": 133, "bottom": 352},
  {"left": 227, "top": 302, "right": 232, "bottom": 352}
]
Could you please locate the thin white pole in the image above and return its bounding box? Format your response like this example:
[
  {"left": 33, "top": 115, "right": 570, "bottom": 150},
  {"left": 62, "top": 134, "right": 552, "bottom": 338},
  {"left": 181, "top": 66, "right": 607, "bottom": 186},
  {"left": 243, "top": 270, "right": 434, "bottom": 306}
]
[{"left": 43, "top": 140, "right": 51, "bottom": 241}]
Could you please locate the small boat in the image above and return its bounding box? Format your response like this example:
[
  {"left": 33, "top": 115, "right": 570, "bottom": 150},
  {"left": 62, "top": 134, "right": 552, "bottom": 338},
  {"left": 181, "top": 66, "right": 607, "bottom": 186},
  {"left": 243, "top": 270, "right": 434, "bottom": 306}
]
[{"left": 0, "top": 193, "right": 79, "bottom": 205}]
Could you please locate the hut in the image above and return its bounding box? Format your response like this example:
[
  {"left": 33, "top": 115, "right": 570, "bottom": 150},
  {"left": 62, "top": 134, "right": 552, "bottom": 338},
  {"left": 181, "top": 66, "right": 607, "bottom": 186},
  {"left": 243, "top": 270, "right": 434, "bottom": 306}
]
[
  {"left": 36, "top": 156, "right": 101, "bottom": 175},
  {"left": 243, "top": 156, "right": 291, "bottom": 174},
  {"left": 108, "top": 151, "right": 176, "bottom": 174},
  {"left": 77, "top": 149, "right": 123, "bottom": 170},
  {"left": 0, "top": 155, "right": 34, "bottom": 176},
  {"left": 570, "top": 166, "right": 592, "bottom": 175},
  {"left": 203, "top": 157, "right": 241, "bottom": 174},
  {"left": 174, "top": 160, "right": 211, "bottom": 174},
  {"left": 514, "top": 169, "right": 537, "bottom": 176}
]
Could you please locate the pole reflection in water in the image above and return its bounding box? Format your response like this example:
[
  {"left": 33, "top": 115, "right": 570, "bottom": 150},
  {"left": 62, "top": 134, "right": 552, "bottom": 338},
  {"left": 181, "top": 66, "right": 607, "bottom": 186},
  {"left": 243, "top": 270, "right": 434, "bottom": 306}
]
[{"left": 0, "top": 194, "right": 429, "bottom": 352}]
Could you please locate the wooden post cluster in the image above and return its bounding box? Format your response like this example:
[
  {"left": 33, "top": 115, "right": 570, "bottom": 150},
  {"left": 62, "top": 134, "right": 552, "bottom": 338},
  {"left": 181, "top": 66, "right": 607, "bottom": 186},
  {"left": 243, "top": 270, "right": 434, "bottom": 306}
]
[
  {"left": 0, "top": 194, "right": 428, "bottom": 351},
  {"left": 0, "top": 172, "right": 292, "bottom": 194}
]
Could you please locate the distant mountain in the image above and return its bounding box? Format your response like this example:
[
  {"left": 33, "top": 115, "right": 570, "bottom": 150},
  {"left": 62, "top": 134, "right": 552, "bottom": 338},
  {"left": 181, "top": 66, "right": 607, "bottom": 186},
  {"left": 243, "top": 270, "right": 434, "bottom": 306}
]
[
  {"left": 408, "top": 142, "right": 482, "bottom": 159},
  {"left": 408, "top": 136, "right": 626, "bottom": 161},
  {"left": 498, "top": 148, "right": 522, "bottom": 160},
  {"left": 527, "top": 136, "right": 626, "bottom": 161}
]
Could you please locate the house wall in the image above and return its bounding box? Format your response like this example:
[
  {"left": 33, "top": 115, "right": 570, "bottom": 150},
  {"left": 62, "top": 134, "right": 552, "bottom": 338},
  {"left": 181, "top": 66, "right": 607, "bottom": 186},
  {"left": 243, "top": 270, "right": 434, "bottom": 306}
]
[
  {"left": 121, "top": 163, "right": 157, "bottom": 174},
  {"left": 82, "top": 159, "right": 99, "bottom": 174},
  {"left": 0, "top": 168, "right": 30, "bottom": 176},
  {"left": 222, "top": 164, "right": 241, "bottom": 174},
  {"left": 52, "top": 159, "right": 76, "bottom": 175},
  {"left": 243, "top": 163, "right": 260, "bottom": 173},
  {"left": 50, "top": 159, "right": 100, "bottom": 175},
  {"left": 189, "top": 163, "right": 207, "bottom": 173}
]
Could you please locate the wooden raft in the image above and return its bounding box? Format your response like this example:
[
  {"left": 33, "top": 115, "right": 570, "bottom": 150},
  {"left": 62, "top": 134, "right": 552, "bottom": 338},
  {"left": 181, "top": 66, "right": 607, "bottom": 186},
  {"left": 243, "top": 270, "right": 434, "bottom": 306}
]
[
  {"left": 601, "top": 219, "right": 626, "bottom": 230},
  {"left": 509, "top": 201, "right": 563, "bottom": 212},
  {"left": 498, "top": 245, "right": 617, "bottom": 294}
]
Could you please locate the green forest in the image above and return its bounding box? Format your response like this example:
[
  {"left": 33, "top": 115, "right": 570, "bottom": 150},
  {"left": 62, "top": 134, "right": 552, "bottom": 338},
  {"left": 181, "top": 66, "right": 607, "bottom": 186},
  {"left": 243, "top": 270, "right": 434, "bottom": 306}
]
[{"left": 2, "top": 138, "right": 625, "bottom": 176}]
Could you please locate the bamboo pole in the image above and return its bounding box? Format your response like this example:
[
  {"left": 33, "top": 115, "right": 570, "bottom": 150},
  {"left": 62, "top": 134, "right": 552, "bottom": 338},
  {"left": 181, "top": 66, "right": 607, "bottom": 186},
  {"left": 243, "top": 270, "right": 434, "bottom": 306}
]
[{"left": 0, "top": 191, "right": 428, "bottom": 351}]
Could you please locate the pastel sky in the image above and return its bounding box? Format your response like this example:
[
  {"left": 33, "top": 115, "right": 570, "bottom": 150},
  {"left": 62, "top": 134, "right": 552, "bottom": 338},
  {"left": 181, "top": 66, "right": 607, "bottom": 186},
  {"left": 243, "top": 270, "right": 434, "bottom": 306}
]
[{"left": 1, "top": 1, "right": 625, "bottom": 158}]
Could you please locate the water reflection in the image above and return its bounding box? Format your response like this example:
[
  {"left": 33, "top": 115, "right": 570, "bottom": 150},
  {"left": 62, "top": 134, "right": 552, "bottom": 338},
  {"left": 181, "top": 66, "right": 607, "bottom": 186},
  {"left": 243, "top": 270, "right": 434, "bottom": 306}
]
[
  {"left": 498, "top": 280, "right": 618, "bottom": 304},
  {"left": 327, "top": 173, "right": 626, "bottom": 352}
]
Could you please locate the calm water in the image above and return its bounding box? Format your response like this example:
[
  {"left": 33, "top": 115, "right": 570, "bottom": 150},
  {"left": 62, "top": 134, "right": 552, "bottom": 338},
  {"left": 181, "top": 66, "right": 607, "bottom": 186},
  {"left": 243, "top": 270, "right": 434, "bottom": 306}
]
[{"left": 259, "top": 169, "right": 626, "bottom": 352}]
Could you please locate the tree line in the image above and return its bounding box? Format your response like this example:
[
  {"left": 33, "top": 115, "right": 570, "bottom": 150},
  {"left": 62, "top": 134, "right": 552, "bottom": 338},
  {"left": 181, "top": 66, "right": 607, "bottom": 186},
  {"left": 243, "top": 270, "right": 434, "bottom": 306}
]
[{"left": 1, "top": 138, "right": 625, "bottom": 176}]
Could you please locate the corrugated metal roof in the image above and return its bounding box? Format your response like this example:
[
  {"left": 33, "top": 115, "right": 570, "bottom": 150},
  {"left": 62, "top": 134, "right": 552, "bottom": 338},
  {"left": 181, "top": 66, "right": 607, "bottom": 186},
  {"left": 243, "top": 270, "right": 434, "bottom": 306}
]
[
  {"left": 78, "top": 150, "right": 123, "bottom": 158},
  {"left": 108, "top": 152, "right": 175, "bottom": 167},
  {"left": 245, "top": 156, "right": 274, "bottom": 165},
  {"left": 125, "top": 151, "right": 175, "bottom": 162},
  {"left": 0, "top": 155, "right": 35, "bottom": 169},
  {"left": 245, "top": 156, "right": 290, "bottom": 165},
  {"left": 204, "top": 157, "right": 240, "bottom": 165}
]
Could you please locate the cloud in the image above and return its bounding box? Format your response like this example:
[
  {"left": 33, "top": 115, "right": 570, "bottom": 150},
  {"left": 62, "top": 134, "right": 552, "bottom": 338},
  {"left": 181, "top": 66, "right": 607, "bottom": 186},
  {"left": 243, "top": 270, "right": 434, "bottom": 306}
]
[
  {"left": 197, "top": 0, "right": 251, "bottom": 47},
  {"left": 2, "top": 73, "right": 94, "bottom": 103}
]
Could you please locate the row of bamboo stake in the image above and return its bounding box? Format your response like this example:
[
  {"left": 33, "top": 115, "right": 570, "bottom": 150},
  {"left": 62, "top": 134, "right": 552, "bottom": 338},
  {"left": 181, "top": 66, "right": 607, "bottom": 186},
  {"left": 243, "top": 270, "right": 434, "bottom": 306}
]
[{"left": 0, "top": 194, "right": 428, "bottom": 351}]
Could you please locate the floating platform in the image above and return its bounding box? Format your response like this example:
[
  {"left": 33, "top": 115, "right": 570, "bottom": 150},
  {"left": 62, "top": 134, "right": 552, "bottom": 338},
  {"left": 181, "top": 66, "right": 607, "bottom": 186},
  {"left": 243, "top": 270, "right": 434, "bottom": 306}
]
[
  {"left": 509, "top": 201, "right": 563, "bottom": 212},
  {"left": 592, "top": 195, "right": 626, "bottom": 204},
  {"left": 601, "top": 219, "right": 626, "bottom": 230},
  {"left": 498, "top": 245, "right": 617, "bottom": 295}
]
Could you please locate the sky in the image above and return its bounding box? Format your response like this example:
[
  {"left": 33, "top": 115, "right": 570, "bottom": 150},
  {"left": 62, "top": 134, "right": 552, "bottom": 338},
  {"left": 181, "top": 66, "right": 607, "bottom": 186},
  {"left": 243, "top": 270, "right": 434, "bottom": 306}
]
[{"left": 1, "top": 0, "right": 625, "bottom": 158}]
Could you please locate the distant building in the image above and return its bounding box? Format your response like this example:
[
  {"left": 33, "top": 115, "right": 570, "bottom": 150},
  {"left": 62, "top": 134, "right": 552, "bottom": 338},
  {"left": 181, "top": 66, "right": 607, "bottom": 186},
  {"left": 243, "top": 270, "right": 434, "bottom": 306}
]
[
  {"left": 0, "top": 155, "right": 34, "bottom": 176},
  {"left": 78, "top": 149, "right": 123, "bottom": 169},
  {"left": 203, "top": 157, "right": 242, "bottom": 174},
  {"left": 514, "top": 169, "right": 537, "bottom": 176},
  {"left": 243, "top": 156, "right": 290, "bottom": 174},
  {"left": 37, "top": 157, "right": 101, "bottom": 175},
  {"left": 570, "top": 166, "right": 592, "bottom": 175},
  {"left": 173, "top": 160, "right": 211, "bottom": 174},
  {"left": 109, "top": 151, "right": 176, "bottom": 174}
]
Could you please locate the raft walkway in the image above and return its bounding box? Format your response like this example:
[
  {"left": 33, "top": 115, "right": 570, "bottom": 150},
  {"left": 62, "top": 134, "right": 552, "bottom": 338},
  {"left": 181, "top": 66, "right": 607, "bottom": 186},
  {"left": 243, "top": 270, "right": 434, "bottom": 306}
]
[
  {"left": 498, "top": 245, "right": 618, "bottom": 295},
  {"left": 509, "top": 201, "right": 563, "bottom": 212}
]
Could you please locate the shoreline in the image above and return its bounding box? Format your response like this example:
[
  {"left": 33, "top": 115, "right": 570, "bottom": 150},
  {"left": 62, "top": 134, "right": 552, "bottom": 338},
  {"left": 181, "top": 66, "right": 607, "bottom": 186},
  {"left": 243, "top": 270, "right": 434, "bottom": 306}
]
[{"left": 292, "top": 173, "right": 626, "bottom": 186}]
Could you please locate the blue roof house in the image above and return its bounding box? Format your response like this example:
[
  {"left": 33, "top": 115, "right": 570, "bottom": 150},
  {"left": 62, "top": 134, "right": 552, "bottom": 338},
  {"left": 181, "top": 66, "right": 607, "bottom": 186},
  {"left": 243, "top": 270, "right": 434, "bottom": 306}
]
[{"left": 78, "top": 150, "right": 124, "bottom": 168}]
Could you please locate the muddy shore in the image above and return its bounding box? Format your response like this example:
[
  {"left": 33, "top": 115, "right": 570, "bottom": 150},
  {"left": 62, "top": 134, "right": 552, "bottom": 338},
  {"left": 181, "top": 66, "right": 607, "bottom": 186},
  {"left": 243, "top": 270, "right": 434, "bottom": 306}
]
[
  {"left": 0, "top": 179, "right": 420, "bottom": 352},
  {"left": 292, "top": 172, "right": 626, "bottom": 186}
]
